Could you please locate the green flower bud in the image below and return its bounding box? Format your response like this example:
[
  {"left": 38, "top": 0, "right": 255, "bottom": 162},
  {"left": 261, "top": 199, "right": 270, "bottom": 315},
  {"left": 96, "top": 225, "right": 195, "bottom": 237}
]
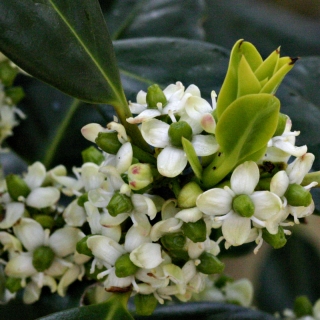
[
  {"left": 273, "top": 113, "right": 288, "bottom": 137},
  {"left": 95, "top": 132, "right": 122, "bottom": 154},
  {"left": 115, "top": 253, "right": 139, "bottom": 278},
  {"left": 181, "top": 219, "right": 207, "bottom": 243},
  {"left": 177, "top": 182, "right": 203, "bottom": 208},
  {"left": 128, "top": 163, "right": 153, "bottom": 190},
  {"left": 161, "top": 232, "right": 186, "bottom": 251},
  {"left": 294, "top": 296, "right": 313, "bottom": 318},
  {"left": 77, "top": 193, "right": 89, "bottom": 207},
  {"left": 284, "top": 183, "right": 312, "bottom": 207},
  {"left": 32, "top": 245, "right": 55, "bottom": 272},
  {"left": 134, "top": 294, "right": 158, "bottom": 316},
  {"left": 34, "top": 214, "right": 55, "bottom": 230},
  {"left": 76, "top": 235, "right": 94, "bottom": 257},
  {"left": 168, "top": 121, "right": 193, "bottom": 147},
  {"left": 167, "top": 249, "right": 189, "bottom": 262},
  {"left": 262, "top": 226, "right": 287, "bottom": 249},
  {"left": 107, "top": 192, "right": 133, "bottom": 217},
  {"left": 81, "top": 146, "right": 104, "bottom": 165},
  {"left": 5, "top": 277, "right": 23, "bottom": 293},
  {"left": 146, "top": 84, "right": 167, "bottom": 109},
  {"left": 5, "top": 86, "right": 25, "bottom": 105},
  {"left": 232, "top": 194, "right": 255, "bottom": 218},
  {"left": 196, "top": 252, "right": 225, "bottom": 274},
  {"left": 0, "top": 61, "right": 18, "bottom": 86},
  {"left": 6, "top": 174, "right": 31, "bottom": 201}
]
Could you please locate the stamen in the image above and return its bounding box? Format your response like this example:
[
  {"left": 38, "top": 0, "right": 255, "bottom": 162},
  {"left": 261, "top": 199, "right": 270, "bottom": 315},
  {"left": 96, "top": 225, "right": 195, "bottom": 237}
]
[
  {"left": 304, "top": 182, "right": 318, "bottom": 190},
  {"left": 250, "top": 216, "right": 266, "bottom": 227},
  {"left": 153, "top": 291, "right": 164, "bottom": 304},
  {"left": 168, "top": 110, "right": 177, "bottom": 123},
  {"left": 97, "top": 267, "right": 113, "bottom": 279},
  {"left": 253, "top": 229, "right": 263, "bottom": 254},
  {"left": 157, "top": 102, "right": 163, "bottom": 112}
]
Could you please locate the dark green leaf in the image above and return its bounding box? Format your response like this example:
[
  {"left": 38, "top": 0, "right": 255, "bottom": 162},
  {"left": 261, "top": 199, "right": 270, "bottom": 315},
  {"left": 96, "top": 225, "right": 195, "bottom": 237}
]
[
  {"left": 0, "top": 0, "right": 126, "bottom": 105},
  {"left": 103, "top": 0, "right": 206, "bottom": 41}
]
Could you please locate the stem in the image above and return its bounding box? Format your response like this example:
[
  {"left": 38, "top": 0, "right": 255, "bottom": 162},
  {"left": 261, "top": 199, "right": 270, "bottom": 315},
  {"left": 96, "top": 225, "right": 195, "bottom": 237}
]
[{"left": 43, "top": 98, "right": 81, "bottom": 168}]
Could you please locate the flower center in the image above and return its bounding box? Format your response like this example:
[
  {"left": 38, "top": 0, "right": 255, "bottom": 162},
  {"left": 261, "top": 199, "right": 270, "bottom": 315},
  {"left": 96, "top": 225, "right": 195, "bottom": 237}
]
[
  {"left": 168, "top": 121, "right": 193, "bottom": 147},
  {"left": 32, "top": 245, "right": 55, "bottom": 272},
  {"left": 232, "top": 194, "right": 255, "bottom": 218}
]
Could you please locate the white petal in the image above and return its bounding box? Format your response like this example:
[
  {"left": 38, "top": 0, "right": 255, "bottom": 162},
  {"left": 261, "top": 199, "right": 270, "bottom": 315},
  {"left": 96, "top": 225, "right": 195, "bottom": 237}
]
[
  {"left": 191, "top": 135, "right": 219, "bottom": 156},
  {"left": 273, "top": 137, "right": 307, "bottom": 157},
  {"left": 87, "top": 235, "right": 126, "bottom": 265},
  {"left": 24, "top": 162, "right": 46, "bottom": 189},
  {"left": 231, "top": 161, "right": 259, "bottom": 195},
  {"left": 49, "top": 227, "right": 82, "bottom": 257},
  {"left": 286, "top": 153, "right": 315, "bottom": 184},
  {"left": 115, "top": 142, "right": 133, "bottom": 174},
  {"left": 81, "top": 163, "right": 105, "bottom": 191},
  {"left": 5, "top": 253, "right": 37, "bottom": 278},
  {"left": 81, "top": 123, "right": 108, "bottom": 143},
  {"left": 141, "top": 119, "right": 170, "bottom": 148},
  {"left": 222, "top": 212, "right": 251, "bottom": 246},
  {"left": 131, "top": 194, "right": 157, "bottom": 220},
  {"left": 23, "top": 281, "right": 41, "bottom": 304},
  {"left": 270, "top": 171, "right": 289, "bottom": 197},
  {"left": 57, "top": 264, "right": 81, "bottom": 297},
  {"left": 13, "top": 218, "right": 45, "bottom": 251},
  {"left": 99, "top": 166, "right": 125, "bottom": 191},
  {"left": 124, "top": 225, "right": 151, "bottom": 252},
  {"left": 127, "top": 109, "right": 161, "bottom": 124},
  {"left": 0, "top": 202, "right": 25, "bottom": 229},
  {"left": 250, "top": 191, "right": 282, "bottom": 220},
  {"left": 157, "top": 147, "right": 187, "bottom": 178},
  {"left": 100, "top": 210, "right": 129, "bottom": 227},
  {"left": 130, "top": 243, "right": 163, "bottom": 269},
  {"left": 196, "top": 188, "right": 232, "bottom": 215},
  {"left": 150, "top": 218, "right": 182, "bottom": 242},
  {"left": 63, "top": 200, "right": 87, "bottom": 227},
  {"left": 225, "top": 279, "right": 253, "bottom": 307},
  {"left": 88, "top": 189, "right": 112, "bottom": 208},
  {"left": 26, "top": 187, "right": 60, "bottom": 208},
  {"left": 175, "top": 207, "right": 202, "bottom": 223}
]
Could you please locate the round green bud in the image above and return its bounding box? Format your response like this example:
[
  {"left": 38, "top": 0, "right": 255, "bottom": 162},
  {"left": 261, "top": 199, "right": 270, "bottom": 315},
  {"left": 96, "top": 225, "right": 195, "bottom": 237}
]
[
  {"left": 32, "top": 245, "right": 55, "bottom": 272},
  {"left": 161, "top": 232, "right": 186, "bottom": 251},
  {"left": 146, "top": 84, "right": 167, "bottom": 109},
  {"left": 294, "top": 296, "right": 313, "bottom": 318},
  {"left": 196, "top": 252, "right": 225, "bottom": 274},
  {"left": 76, "top": 235, "right": 94, "bottom": 257},
  {"left": 34, "top": 214, "right": 55, "bottom": 230},
  {"left": 177, "top": 182, "right": 203, "bottom": 208},
  {"left": 128, "top": 163, "right": 153, "bottom": 191},
  {"left": 77, "top": 193, "right": 89, "bottom": 207},
  {"left": 284, "top": 183, "right": 312, "bottom": 207},
  {"left": 168, "top": 121, "right": 193, "bottom": 147},
  {"left": 273, "top": 113, "right": 288, "bottom": 137},
  {"left": 107, "top": 191, "right": 133, "bottom": 217},
  {"left": 95, "top": 132, "right": 122, "bottom": 155},
  {"left": 81, "top": 146, "right": 104, "bottom": 165},
  {"left": 134, "top": 294, "right": 158, "bottom": 316},
  {"left": 181, "top": 219, "right": 207, "bottom": 243},
  {"left": 232, "top": 194, "right": 255, "bottom": 218},
  {"left": 262, "top": 226, "right": 287, "bottom": 249},
  {"left": 167, "top": 249, "right": 189, "bottom": 262},
  {"left": 115, "top": 253, "right": 139, "bottom": 278},
  {"left": 5, "top": 277, "right": 23, "bottom": 293},
  {"left": 5, "top": 174, "right": 30, "bottom": 201}
]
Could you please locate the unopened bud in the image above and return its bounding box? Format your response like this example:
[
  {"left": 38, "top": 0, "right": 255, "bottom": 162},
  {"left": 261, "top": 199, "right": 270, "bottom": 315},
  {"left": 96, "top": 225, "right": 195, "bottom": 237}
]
[
  {"left": 95, "top": 132, "right": 122, "bottom": 154},
  {"left": 134, "top": 294, "right": 158, "bottom": 316},
  {"left": 81, "top": 146, "right": 104, "bottom": 165},
  {"left": 107, "top": 191, "right": 133, "bottom": 217},
  {"left": 294, "top": 296, "right": 313, "bottom": 318},
  {"left": 77, "top": 193, "right": 89, "bottom": 207},
  {"left": 285, "top": 183, "right": 312, "bottom": 207},
  {"left": 232, "top": 194, "right": 255, "bottom": 218},
  {"left": 5, "top": 277, "right": 23, "bottom": 293},
  {"left": 146, "top": 84, "right": 167, "bottom": 109},
  {"left": 34, "top": 214, "right": 55, "bottom": 230},
  {"left": 76, "top": 235, "right": 94, "bottom": 257},
  {"left": 32, "top": 245, "right": 55, "bottom": 272},
  {"left": 5, "top": 86, "right": 25, "bottom": 105},
  {"left": 115, "top": 253, "right": 139, "bottom": 278},
  {"left": 128, "top": 163, "right": 153, "bottom": 190},
  {"left": 168, "top": 121, "right": 193, "bottom": 147},
  {"left": 161, "top": 232, "right": 186, "bottom": 251},
  {"left": 177, "top": 182, "right": 203, "bottom": 208},
  {"left": 273, "top": 113, "right": 288, "bottom": 137},
  {"left": 6, "top": 174, "right": 31, "bottom": 201},
  {"left": 196, "top": 252, "right": 225, "bottom": 274},
  {"left": 262, "top": 226, "right": 287, "bottom": 249},
  {"left": 181, "top": 219, "right": 206, "bottom": 243}
]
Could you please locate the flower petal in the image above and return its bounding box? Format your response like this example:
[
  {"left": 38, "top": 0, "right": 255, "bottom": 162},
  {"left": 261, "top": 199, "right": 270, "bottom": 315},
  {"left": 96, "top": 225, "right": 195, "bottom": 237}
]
[
  {"left": 191, "top": 135, "right": 219, "bottom": 156},
  {"left": 231, "top": 161, "right": 259, "bottom": 195},
  {"left": 0, "top": 202, "right": 25, "bottom": 229},
  {"left": 270, "top": 171, "right": 289, "bottom": 197},
  {"left": 157, "top": 147, "right": 187, "bottom": 178},
  {"left": 222, "top": 212, "right": 251, "bottom": 246},
  {"left": 26, "top": 187, "right": 60, "bottom": 209},
  {"left": 250, "top": 191, "right": 282, "bottom": 220},
  {"left": 141, "top": 119, "right": 170, "bottom": 148},
  {"left": 24, "top": 162, "right": 46, "bottom": 189},
  {"left": 196, "top": 188, "right": 232, "bottom": 216},
  {"left": 130, "top": 243, "right": 163, "bottom": 269}
]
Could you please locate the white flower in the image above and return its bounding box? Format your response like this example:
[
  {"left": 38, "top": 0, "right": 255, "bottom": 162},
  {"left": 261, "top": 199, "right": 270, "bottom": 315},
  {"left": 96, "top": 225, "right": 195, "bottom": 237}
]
[
  {"left": 197, "top": 161, "right": 282, "bottom": 247},
  {"left": 130, "top": 243, "right": 163, "bottom": 269}
]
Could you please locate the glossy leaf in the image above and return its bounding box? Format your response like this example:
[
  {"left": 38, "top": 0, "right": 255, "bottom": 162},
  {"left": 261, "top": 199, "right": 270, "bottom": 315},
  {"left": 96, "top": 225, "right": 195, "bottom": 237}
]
[
  {"left": 37, "top": 292, "right": 133, "bottom": 320},
  {"left": 202, "top": 94, "right": 280, "bottom": 188},
  {"left": 103, "top": 0, "right": 206, "bottom": 41},
  {"left": 0, "top": 0, "right": 126, "bottom": 106}
]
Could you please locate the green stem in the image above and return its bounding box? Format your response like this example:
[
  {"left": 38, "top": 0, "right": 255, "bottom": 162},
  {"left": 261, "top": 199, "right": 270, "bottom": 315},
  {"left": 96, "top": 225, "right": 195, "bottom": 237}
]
[{"left": 43, "top": 98, "right": 81, "bottom": 168}]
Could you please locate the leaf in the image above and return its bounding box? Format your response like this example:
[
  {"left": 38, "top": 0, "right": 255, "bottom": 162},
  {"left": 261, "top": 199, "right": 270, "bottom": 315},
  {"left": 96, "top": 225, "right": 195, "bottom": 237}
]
[
  {"left": 37, "top": 293, "right": 133, "bottom": 320},
  {"left": 103, "top": 0, "right": 206, "bottom": 41},
  {"left": 0, "top": 0, "right": 126, "bottom": 106},
  {"left": 202, "top": 94, "right": 280, "bottom": 188}
]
